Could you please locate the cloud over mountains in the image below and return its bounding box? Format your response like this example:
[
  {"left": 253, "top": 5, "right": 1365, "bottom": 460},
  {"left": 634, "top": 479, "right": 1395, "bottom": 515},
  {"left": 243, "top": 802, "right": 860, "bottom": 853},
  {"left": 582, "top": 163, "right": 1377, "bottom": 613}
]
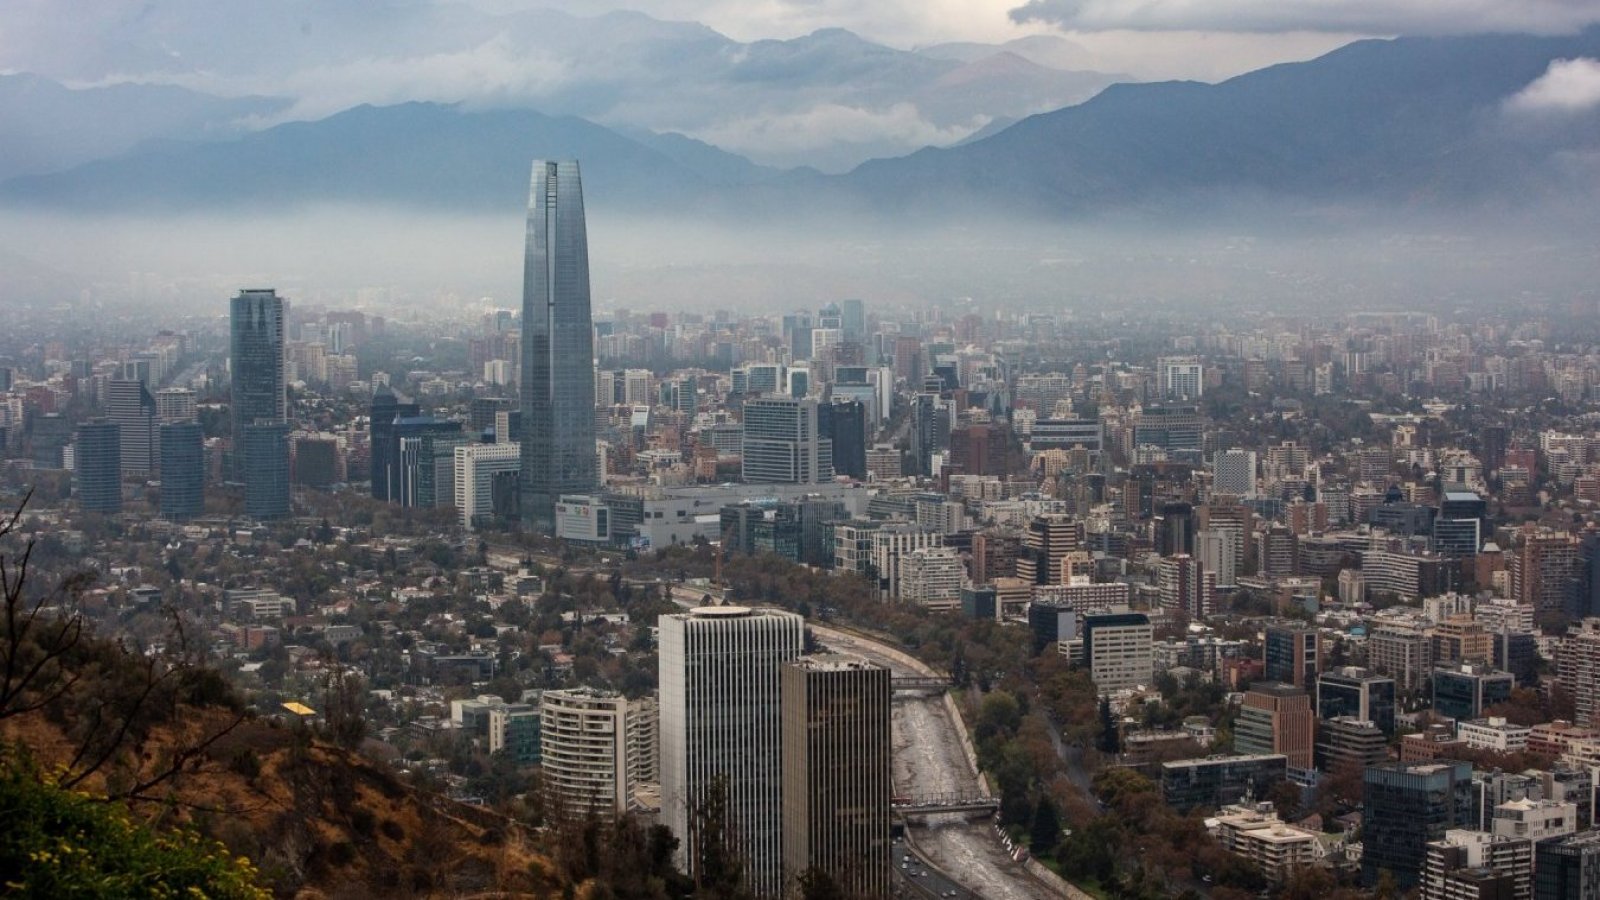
[
  {"left": 1506, "top": 56, "right": 1600, "bottom": 112},
  {"left": 0, "top": 1, "right": 1118, "bottom": 172},
  {"left": 1009, "top": 0, "right": 1600, "bottom": 36}
]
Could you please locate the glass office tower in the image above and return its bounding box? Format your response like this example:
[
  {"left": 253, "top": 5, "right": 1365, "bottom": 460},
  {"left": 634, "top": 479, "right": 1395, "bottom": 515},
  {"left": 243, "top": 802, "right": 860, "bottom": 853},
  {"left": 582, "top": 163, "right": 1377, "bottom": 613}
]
[
  {"left": 229, "top": 289, "right": 286, "bottom": 482},
  {"left": 519, "top": 160, "right": 597, "bottom": 532},
  {"left": 242, "top": 423, "right": 291, "bottom": 520},
  {"left": 74, "top": 421, "right": 122, "bottom": 513},
  {"left": 158, "top": 422, "right": 205, "bottom": 521}
]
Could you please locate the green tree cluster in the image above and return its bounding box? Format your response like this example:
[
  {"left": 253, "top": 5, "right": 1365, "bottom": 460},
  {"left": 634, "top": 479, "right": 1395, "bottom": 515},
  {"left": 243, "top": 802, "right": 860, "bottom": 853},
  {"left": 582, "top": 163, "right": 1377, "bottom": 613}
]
[{"left": 0, "top": 758, "right": 268, "bottom": 899}]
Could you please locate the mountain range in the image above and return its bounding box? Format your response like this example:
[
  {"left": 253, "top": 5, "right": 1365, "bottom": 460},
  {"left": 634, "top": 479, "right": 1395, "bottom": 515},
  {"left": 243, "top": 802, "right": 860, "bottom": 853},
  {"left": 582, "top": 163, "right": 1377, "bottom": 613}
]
[
  {"left": 0, "top": 5, "right": 1120, "bottom": 173},
  {"left": 3, "top": 27, "right": 1599, "bottom": 224}
]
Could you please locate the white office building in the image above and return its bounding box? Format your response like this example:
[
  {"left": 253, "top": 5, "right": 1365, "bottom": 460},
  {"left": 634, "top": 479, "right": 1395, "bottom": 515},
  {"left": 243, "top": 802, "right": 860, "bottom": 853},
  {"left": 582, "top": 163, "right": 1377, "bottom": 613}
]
[
  {"left": 897, "top": 547, "right": 965, "bottom": 611},
  {"left": 741, "top": 395, "right": 833, "bottom": 485},
  {"left": 154, "top": 387, "right": 197, "bottom": 423},
  {"left": 1082, "top": 611, "right": 1154, "bottom": 694},
  {"left": 660, "top": 606, "right": 804, "bottom": 898},
  {"left": 453, "top": 441, "right": 521, "bottom": 530},
  {"left": 1160, "top": 357, "right": 1204, "bottom": 400},
  {"left": 1197, "top": 528, "right": 1241, "bottom": 589}
]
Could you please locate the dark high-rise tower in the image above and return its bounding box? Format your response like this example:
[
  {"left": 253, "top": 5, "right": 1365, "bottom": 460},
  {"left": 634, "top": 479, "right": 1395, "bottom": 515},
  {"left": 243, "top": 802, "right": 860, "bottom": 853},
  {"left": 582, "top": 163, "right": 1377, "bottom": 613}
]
[
  {"left": 229, "top": 289, "right": 286, "bottom": 482},
  {"left": 1363, "top": 760, "right": 1474, "bottom": 889},
  {"left": 74, "top": 421, "right": 122, "bottom": 513},
  {"left": 242, "top": 423, "right": 291, "bottom": 520},
  {"left": 158, "top": 422, "right": 205, "bottom": 521},
  {"left": 369, "top": 385, "right": 419, "bottom": 502},
  {"left": 519, "top": 160, "right": 597, "bottom": 532},
  {"left": 781, "top": 655, "right": 891, "bottom": 899}
]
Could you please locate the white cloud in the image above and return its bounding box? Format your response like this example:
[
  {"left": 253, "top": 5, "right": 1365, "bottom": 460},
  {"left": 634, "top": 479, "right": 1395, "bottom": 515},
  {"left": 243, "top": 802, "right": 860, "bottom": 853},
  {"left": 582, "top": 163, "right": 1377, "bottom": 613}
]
[
  {"left": 466, "top": 0, "right": 1052, "bottom": 48},
  {"left": 1030, "top": 29, "right": 1362, "bottom": 81},
  {"left": 1009, "top": 0, "right": 1600, "bottom": 36},
  {"left": 690, "top": 102, "right": 986, "bottom": 169},
  {"left": 1506, "top": 57, "right": 1600, "bottom": 113},
  {"left": 174, "top": 34, "right": 569, "bottom": 126}
]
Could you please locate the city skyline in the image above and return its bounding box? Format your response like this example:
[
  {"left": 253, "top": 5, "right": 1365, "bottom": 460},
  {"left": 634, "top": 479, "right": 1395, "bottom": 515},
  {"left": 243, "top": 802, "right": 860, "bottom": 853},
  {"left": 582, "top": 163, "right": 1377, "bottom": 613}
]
[{"left": 4, "top": 7, "right": 1600, "bottom": 897}]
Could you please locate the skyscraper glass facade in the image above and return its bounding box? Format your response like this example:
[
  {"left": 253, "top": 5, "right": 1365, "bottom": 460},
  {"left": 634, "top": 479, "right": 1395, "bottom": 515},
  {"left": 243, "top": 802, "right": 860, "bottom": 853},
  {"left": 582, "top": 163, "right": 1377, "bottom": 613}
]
[
  {"left": 230, "top": 289, "right": 285, "bottom": 481},
  {"left": 520, "top": 160, "right": 597, "bottom": 532},
  {"left": 159, "top": 422, "right": 205, "bottom": 521},
  {"left": 243, "top": 422, "right": 290, "bottom": 520},
  {"left": 74, "top": 421, "right": 122, "bottom": 513}
]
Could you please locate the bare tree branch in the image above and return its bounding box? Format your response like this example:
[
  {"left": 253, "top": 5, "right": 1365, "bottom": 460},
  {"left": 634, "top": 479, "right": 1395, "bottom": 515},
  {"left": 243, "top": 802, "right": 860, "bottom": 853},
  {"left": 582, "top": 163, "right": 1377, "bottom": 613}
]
[
  {"left": 1, "top": 490, "right": 254, "bottom": 818},
  {"left": 1, "top": 490, "right": 89, "bottom": 722},
  {"left": 108, "top": 708, "right": 250, "bottom": 804}
]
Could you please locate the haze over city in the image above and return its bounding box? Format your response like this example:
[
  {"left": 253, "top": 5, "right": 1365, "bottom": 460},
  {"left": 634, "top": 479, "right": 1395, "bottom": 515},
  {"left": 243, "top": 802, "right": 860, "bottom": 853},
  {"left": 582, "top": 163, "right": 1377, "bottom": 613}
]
[
  {"left": 4, "top": 0, "right": 1600, "bottom": 315},
  {"left": 5, "top": 3, "right": 1600, "bottom": 900}
]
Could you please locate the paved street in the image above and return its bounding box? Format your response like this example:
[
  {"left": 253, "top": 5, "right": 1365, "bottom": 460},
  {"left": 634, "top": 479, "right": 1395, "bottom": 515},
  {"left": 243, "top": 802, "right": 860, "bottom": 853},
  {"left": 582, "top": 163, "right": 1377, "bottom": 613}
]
[{"left": 812, "top": 625, "right": 1064, "bottom": 899}]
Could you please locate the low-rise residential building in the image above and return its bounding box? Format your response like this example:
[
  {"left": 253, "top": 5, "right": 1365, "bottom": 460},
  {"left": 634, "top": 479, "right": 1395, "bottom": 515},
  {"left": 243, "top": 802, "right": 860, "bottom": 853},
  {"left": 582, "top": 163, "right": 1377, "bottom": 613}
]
[
  {"left": 1456, "top": 716, "right": 1531, "bottom": 753},
  {"left": 1490, "top": 798, "right": 1578, "bottom": 844},
  {"left": 1421, "top": 829, "right": 1532, "bottom": 900},
  {"left": 1210, "top": 804, "right": 1321, "bottom": 885}
]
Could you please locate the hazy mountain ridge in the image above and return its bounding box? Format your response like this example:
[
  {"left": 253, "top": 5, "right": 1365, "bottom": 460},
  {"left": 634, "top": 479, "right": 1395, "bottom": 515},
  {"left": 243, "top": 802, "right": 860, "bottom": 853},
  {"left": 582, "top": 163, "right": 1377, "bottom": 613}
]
[
  {"left": 0, "top": 4, "right": 1122, "bottom": 171},
  {"left": 0, "top": 102, "right": 723, "bottom": 212},
  {"left": 4, "top": 29, "right": 1599, "bottom": 225},
  {"left": 836, "top": 29, "right": 1600, "bottom": 219},
  {"left": 0, "top": 73, "right": 285, "bottom": 182}
]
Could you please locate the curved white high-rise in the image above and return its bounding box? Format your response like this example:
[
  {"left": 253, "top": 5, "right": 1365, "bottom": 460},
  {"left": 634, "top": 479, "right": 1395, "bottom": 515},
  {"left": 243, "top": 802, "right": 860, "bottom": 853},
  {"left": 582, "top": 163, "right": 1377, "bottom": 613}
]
[
  {"left": 540, "top": 687, "right": 630, "bottom": 822},
  {"left": 520, "top": 160, "right": 597, "bottom": 532}
]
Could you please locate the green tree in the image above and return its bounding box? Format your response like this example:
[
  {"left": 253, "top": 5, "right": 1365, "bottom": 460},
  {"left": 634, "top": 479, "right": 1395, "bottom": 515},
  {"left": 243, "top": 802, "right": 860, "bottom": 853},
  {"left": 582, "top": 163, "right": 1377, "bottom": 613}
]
[
  {"left": 796, "top": 867, "right": 848, "bottom": 900},
  {"left": 1030, "top": 794, "right": 1062, "bottom": 855},
  {"left": 1059, "top": 815, "right": 1119, "bottom": 885},
  {"left": 1097, "top": 696, "right": 1120, "bottom": 754},
  {"left": 977, "top": 690, "right": 1022, "bottom": 740},
  {"left": 0, "top": 758, "right": 268, "bottom": 899},
  {"left": 688, "top": 774, "right": 755, "bottom": 900}
]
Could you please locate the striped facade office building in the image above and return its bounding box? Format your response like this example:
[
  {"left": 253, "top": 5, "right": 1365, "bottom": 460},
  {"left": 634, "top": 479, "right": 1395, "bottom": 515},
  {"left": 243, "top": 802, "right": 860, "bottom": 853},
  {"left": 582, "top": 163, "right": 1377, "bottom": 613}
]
[
  {"left": 781, "top": 655, "right": 891, "bottom": 898},
  {"left": 660, "top": 606, "right": 804, "bottom": 898}
]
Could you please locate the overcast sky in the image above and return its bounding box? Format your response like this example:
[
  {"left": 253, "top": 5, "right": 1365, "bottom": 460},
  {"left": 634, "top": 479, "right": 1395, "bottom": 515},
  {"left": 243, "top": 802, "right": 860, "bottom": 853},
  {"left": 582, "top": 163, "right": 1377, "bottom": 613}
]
[
  {"left": 469, "top": 0, "right": 1600, "bottom": 72},
  {"left": 4, "top": 0, "right": 1596, "bottom": 84},
  {"left": 462, "top": 0, "right": 1362, "bottom": 81},
  {"left": 468, "top": 0, "right": 1600, "bottom": 44}
]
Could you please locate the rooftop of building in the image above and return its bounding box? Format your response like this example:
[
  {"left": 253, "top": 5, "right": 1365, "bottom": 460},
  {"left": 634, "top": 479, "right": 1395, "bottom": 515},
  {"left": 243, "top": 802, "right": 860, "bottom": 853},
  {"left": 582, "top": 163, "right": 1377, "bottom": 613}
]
[
  {"left": 544, "top": 686, "right": 623, "bottom": 702},
  {"left": 1461, "top": 716, "right": 1529, "bottom": 731},
  {"left": 1495, "top": 797, "right": 1574, "bottom": 812},
  {"left": 788, "top": 653, "right": 883, "bottom": 672},
  {"left": 1162, "top": 753, "right": 1288, "bottom": 769},
  {"left": 1248, "top": 682, "right": 1308, "bottom": 699},
  {"left": 1546, "top": 830, "right": 1600, "bottom": 847},
  {"left": 1368, "top": 759, "right": 1468, "bottom": 776}
]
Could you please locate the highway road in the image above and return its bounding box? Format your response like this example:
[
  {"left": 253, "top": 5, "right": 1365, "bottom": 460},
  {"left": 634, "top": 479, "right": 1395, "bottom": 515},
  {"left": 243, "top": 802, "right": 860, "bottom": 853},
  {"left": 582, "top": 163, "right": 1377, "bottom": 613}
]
[{"left": 810, "top": 625, "right": 1064, "bottom": 900}]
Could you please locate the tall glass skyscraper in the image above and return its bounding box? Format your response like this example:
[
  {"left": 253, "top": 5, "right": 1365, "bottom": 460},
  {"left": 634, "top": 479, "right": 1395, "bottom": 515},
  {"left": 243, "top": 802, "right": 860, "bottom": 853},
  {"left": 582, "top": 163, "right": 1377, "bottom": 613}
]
[
  {"left": 229, "top": 289, "right": 286, "bottom": 482},
  {"left": 242, "top": 422, "right": 290, "bottom": 520},
  {"left": 520, "top": 160, "right": 597, "bottom": 532},
  {"left": 158, "top": 422, "right": 205, "bottom": 521},
  {"left": 74, "top": 421, "right": 122, "bottom": 513}
]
